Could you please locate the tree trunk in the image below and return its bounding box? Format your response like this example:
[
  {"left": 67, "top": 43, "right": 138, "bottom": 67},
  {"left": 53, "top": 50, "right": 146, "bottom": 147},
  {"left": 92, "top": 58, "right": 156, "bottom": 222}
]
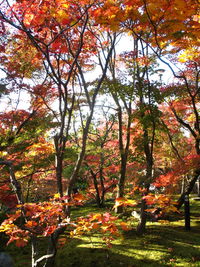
[
  {"left": 31, "top": 237, "right": 38, "bottom": 267},
  {"left": 136, "top": 125, "right": 153, "bottom": 234},
  {"left": 43, "top": 227, "right": 65, "bottom": 267},
  {"left": 54, "top": 135, "right": 65, "bottom": 197},
  {"left": 181, "top": 178, "right": 185, "bottom": 194},
  {"left": 115, "top": 154, "right": 127, "bottom": 213},
  {"left": 99, "top": 153, "right": 105, "bottom": 207},
  {"left": 184, "top": 194, "right": 190, "bottom": 230},
  {"left": 176, "top": 169, "right": 200, "bottom": 209},
  {"left": 137, "top": 198, "right": 148, "bottom": 234},
  {"left": 55, "top": 154, "right": 64, "bottom": 197},
  {"left": 136, "top": 182, "right": 150, "bottom": 235},
  {"left": 92, "top": 170, "right": 102, "bottom": 208},
  {"left": 197, "top": 177, "right": 200, "bottom": 197}
]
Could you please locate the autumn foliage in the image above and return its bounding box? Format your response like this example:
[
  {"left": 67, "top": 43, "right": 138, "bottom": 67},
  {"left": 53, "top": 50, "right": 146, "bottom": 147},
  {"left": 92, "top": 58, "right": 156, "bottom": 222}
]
[{"left": 0, "top": 0, "right": 199, "bottom": 266}]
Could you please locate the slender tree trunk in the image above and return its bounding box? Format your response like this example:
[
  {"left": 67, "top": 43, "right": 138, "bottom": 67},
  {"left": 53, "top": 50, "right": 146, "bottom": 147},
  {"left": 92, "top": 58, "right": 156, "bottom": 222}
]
[
  {"left": 137, "top": 194, "right": 148, "bottom": 235},
  {"left": 55, "top": 154, "right": 64, "bottom": 197},
  {"left": 43, "top": 227, "right": 66, "bottom": 267},
  {"left": 137, "top": 122, "right": 154, "bottom": 234},
  {"left": 92, "top": 170, "right": 102, "bottom": 208},
  {"left": 0, "top": 161, "right": 24, "bottom": 204},
  {"left": 197, "top": 177, "right": 200, "bottom": 197},
  {"left": 99, "top": 152, "right": 105, "bottom": 207},
  {"left": 66, "top": 122, "right": 91, "bottom": 215},
  {"left": 31, "top": 237, "right": 38, "bottom": 267},
  {"left": 115, "top": 154, "right": 127, "bottom": 213},
  {"left": 114, "top": 105, "right": 131, "bottom": 214},
  {"left": 54, "top": 135, "right": 65, "bottom": 197},
  {"left": 176, "top": 169, "right": 200, "bottom": 209},
  {"left": 181, "top": 178, "right": 185, "bottom": 194},
  {"left": 137, "top": 183, "right": 151, "bottom": 234}
]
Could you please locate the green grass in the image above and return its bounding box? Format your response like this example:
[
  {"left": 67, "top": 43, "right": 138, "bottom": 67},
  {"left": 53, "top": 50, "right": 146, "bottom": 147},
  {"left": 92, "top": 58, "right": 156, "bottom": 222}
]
[
  {"left": 55, "top": 224, "right": 200, "bottom": 267},
  {"left": 2, "top": 197, "right": 200, "bottom": 267},
  {"left": 55, "top": 198, "right": 200, "bottom": 267}
]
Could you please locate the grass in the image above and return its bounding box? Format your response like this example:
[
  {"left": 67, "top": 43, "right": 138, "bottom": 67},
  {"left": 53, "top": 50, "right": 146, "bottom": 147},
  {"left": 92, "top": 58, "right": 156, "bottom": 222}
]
[
  {"left": 56, "top": 197, "right": 200, "bottom": 267},
  {"left": 1, "top": 197, "right": 200, "bottom": 267}
]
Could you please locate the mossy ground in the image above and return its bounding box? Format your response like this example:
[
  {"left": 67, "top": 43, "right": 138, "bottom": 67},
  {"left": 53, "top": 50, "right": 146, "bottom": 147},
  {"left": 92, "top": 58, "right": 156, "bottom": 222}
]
[{"left": 1, "top": 198, "right": 200, "bottom": 267}]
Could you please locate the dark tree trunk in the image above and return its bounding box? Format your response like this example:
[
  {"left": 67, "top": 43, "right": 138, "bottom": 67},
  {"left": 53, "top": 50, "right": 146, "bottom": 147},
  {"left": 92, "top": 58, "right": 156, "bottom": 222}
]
[
  {"left": 92, "top": 170, "right": 102, "bottom": 208},
  {"left": 137, "top": 183, "right": 150, "bottom": 235},
  {"left": 137, "top": 198, "right": 148, "bottom": 235},
  {"left": 54, "top": 135, "right": 65, "bottom": 197},
  {"left": 115, "top": 154, "right": 127, "bottom": 213},
  {"left": 55, "top": 154, "right": 64, "bottom": 197},
  {"left": 184, "top": 194, "right": 191, "bottom": 231},
  {"left": 197, "top": 177, "right": 200, "bottom": 197},
  {"left": 176, "top": 169, "right": 200, "bottom": 209},
  {"left": 136, "top": 120, "right": 153, "bottom": 234},
  {"left": 99, "top": 153, "right": 105, "bottom": 207},
  {"left": 114, "top": 106, "right": 131, "bottom": 214}
]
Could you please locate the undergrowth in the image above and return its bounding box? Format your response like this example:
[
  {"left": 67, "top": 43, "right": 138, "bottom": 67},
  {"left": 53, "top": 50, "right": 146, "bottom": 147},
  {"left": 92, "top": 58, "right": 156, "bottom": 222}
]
[{"left": 1, "top": 198, "right": 200, "bottom": 267}]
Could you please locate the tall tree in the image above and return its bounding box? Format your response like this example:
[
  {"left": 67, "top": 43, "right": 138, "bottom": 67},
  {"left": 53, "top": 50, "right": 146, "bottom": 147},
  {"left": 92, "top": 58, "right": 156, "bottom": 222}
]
[{"left": 0, "top": 0, "right": 117, "bottom": 205}]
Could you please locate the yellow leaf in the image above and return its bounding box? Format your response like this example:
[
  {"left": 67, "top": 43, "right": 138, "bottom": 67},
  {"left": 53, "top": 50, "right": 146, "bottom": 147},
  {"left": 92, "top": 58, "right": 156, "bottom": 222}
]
[
  {"left": 62, "top": 3, "right": 69, "bottom": 9},
  {"left": 0, "top": 223, "right": 15, "bottom": 232},
  {"left": 90, "top": 213, "right": 102, "bottom": 221},
  {"left": 54, "top": 193, "right": 60, "bottom": 199}
]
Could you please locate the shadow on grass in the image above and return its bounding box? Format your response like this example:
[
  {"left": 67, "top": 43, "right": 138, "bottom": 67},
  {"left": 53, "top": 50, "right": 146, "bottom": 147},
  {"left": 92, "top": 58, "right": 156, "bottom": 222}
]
[
  {"left": 55, "top": 222, "right": 200, "bottom": 267},
  {"left": 124, "top": 225, "right": 200, "bottom": 266},
  {"left": 2, "top": 198, "right": 200, "bottom": 267},
  {"left": 55, "top": 237, "right": 169, "bottom": 267}
]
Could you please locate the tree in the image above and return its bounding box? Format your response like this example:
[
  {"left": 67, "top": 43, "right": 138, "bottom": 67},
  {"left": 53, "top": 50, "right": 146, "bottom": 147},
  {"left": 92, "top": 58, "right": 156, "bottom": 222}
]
[
  {"left": 0, "top": 0, "right": 199, "bottom": 263},
  {"left": 119, "top": 0, "right": 200, "bottom": 213},
  {"left": 0, "top": 0, "right": 117, "bottom": 201},
  {"left": 84, "top": 115, "right": 118, "bottom": 207},
  {"left": 0, "top": 0, "right": 117, "bottom": 265}
]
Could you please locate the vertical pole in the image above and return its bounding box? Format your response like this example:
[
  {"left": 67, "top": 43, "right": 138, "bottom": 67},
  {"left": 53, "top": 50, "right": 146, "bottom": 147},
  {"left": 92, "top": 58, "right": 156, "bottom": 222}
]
[{"left": 184, "top": 194, "right": 190, "bottom": 230}]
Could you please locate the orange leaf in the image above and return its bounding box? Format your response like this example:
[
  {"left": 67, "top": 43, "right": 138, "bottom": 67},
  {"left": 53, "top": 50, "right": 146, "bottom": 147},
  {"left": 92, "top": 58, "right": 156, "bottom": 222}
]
[
  {"left": 73, "top": 193, "right": 85, "bottom": 201},
  {"left": 15, "top": 239, "right": 28, "bottom": 247},
  {"left": 120, "top": 222, "right": 131, "bottom": 231}
]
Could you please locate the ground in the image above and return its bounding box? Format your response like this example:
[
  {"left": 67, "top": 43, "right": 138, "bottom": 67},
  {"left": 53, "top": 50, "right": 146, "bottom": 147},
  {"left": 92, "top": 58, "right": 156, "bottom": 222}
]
[{"left": 1, "top": 197, "right": 200, "bottom": 267}]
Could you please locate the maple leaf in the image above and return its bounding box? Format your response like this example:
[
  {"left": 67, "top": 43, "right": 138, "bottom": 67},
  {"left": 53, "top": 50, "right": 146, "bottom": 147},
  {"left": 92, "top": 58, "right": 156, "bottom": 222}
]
[
  {"left": 15, "top": 239, "right": 29, "bottom": 248},
  {"left": 73, "top": 193, "right": 85, "bottom": 202},
  {"left": 43, "top": 226, "right": 57, "bottom": 236},
  {"left": 114, "top": 197, "right": 137, "bottom": 208},
  {"left": 120, "top": 222, "right": 131, "bottom": 231},
  {"left": 25, "top": 221, "right": 38, "bottom": 228}
]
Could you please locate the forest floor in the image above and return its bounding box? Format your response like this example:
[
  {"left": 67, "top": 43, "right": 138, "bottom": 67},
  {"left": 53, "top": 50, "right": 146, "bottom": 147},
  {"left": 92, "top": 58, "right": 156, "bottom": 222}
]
[{"left": 2, "top": 197, "right": 200, "bottom": 267}]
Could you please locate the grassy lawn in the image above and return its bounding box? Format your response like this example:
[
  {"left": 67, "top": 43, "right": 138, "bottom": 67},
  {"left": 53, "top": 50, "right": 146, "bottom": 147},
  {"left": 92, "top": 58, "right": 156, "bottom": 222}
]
[{"left": 1, "top": 197, "right": 200, "bottom": 267}]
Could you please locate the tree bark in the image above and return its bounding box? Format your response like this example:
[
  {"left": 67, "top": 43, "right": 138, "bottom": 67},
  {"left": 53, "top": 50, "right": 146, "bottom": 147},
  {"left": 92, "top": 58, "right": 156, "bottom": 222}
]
[
  {"left": 114, "top": 104, "right": 131, "bottom": 214},
  {"left": 137, "top": 197, "right": 148, "bottom": 234},
  {"left": 115, "top": 153, "right": 128, "bottom": 213},
  {"left": 176, "top": 169, "right": 200, "bottom": 209}
]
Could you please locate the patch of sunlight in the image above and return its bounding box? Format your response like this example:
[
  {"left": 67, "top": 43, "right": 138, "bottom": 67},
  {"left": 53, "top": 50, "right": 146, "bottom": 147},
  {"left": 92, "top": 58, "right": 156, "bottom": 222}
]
[{"left": 75, "top": 236, "right": 106, "bottom": 249}]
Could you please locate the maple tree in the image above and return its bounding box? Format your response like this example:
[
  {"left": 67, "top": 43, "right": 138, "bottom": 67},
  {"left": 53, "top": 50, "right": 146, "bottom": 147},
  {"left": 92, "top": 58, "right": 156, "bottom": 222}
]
[
  {"left": 0, "top": 0, "right": 117, "bottom": 265},
  {"left": 83, "top": 116, "right": 119, "bottom": 207},
  {"left": 0, "top": 0, "right": 199, "bottom": 265},
  {"left": 101, "top": 32, "right": 164, "bottom": 233},
  {"left": 119, "top": 0, "right": 200, "bottom": 217},
  {"left": 0, "top": 0, "right": 117, "bottom": 195}
]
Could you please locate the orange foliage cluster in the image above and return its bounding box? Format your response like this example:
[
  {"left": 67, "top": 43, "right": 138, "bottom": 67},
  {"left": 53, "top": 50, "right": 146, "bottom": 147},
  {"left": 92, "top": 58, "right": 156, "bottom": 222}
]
[
  {"left": 154, "top": 154, "right": 200, "bottom": 188},
  {"left": 0, "top": 0, "right": 199, "bottom": 253},
  {"left": 144, "top": 194, "right": 178, "bottom": 214}
]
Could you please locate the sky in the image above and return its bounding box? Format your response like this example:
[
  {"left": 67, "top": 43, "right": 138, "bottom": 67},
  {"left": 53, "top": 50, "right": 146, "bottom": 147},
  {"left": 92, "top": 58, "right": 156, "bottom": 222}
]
[{"left": 0, "top": 33, "right": 175, "bottom": 116}]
